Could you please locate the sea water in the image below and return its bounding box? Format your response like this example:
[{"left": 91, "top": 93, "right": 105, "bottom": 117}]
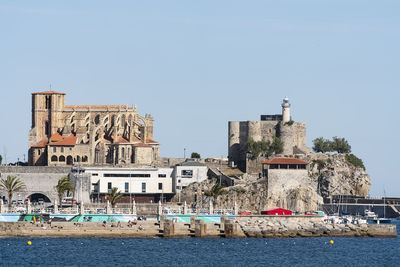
[{"left": 1, "top": 222, "right": 400, "bottom": 266}]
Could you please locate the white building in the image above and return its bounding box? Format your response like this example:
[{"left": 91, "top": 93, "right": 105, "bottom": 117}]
[
  {"left": 72, "top": 159, "right": 208, "bottom": 203},
  {"left": 76, "top": 166, "right": 174, "bottom": 203},
  {"left": 173, "top": 159, "right": 208, "bottom": 193}
]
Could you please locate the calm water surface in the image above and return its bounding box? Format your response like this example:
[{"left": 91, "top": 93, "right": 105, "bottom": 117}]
[{"left": 1, "top": 222, "right": 400, "bottom": 266}]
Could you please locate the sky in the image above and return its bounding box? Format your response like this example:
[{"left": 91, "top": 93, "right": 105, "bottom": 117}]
[{"left": 0, "top": 1, "right": 399, "bottom": 196}]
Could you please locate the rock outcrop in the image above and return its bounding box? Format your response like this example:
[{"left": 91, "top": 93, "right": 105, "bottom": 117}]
[{"left": 303, "top": 153, "right": 370, "bottom": 197}]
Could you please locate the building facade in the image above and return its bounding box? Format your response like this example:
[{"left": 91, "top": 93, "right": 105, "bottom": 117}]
[
  {"left": 72, "top": 159, "right": 208, "bottom": 203},
  {"left": 77, "top": 167, "right": 174, "bottom": 203},
  {"left": 28, "top": 91, "right": 159, "bottom": 166}
]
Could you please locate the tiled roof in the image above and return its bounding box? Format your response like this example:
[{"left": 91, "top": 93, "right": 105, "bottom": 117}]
[
  {"left": 65, "top": 105, "right": 128, "bottom": 109},
  {"left": 145, "top": 139, "right": 158, "bottom": 144},
  {"left": 31, "top": 139, "right": 48, "bottom": 148},
  {"left": 133, "top": 143, "right": 152, "bottom": 147},
  {"left": 48, "top": 134, "right": 77, "bottom": 146},
  {"left": 49, "top": 132, "right": 63, "bottom": 142},
  {"left": 32, "top": 91, "right": 65, "bottom": 95},
  {"left": 115, "top": 136, "right": 129, "bottom": 144},
  {"left": 130, "top": 136, "right": 141, "bottom": 142},
  {"left": 262, "top": 158, "right": 308, "bottom": 165}
]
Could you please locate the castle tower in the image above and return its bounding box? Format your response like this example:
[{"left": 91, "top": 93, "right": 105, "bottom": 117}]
[
  {"left": 228, "top": 121, "right": 240, "bottom": 164},
  {"left": 30, "top": 91, "right": 66, "bottom": 144},
  {"left": 281, "top": 97, "right": 291, "bottom": 123}
]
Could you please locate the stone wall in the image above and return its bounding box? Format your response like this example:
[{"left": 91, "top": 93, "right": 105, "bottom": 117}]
[
  {"left": 266, "top": 169, "right": 322, "bottom": 212},
  {"left": 0, "top": 166, "right": 71, "bottom": 202}
]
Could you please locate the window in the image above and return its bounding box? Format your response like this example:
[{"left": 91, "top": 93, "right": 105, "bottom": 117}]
[
  {"left": 61, "top": 147, "right": 64, "bottom": 153},
  {"left": 53, "top": 147, "right": 56, "bottom": 153},
  {"left": 176, "top": 186, "right": 181, "bottom": 190},
  {"left": 125, "top": 182, "right": 129, "bottom": 193},
  {"left": 181, "top": 170, "right": 193, "bottom": 176},
  {"left": 122, "top": 148, "right": 125, "bottom": 158},
  {"left": 104, "top": 173, "right": 150, "bottom": 178},
  {"left": 92, "top": 173, "right": 98, "bottom": 176},
  {"left": 59, "top": 155, "right": 65, "bottom": 162},
  {"left": 158, "top": 183, "right": 163, "bottom": 190},
  {"left": 38, "top": 150, "right": 41, "bottom": 155},
  {"left": 178, "top": 179, "right": 181, "bottom": 183},
  {"left": 108, "top": 182, "right": 112, "bottom": 190},
  {"left": 45, "top": 121, "right": 49, "bottom": 136},
  {"left": 158, "top": 174, "right": 167, "bottom": 178},
  {"left": 51, "top": 155, "right": 58, "bottom": 162},
  {"left": 69, "top": 147, "right": 72, "bottom": 151},
  {"left": 142, "top": 183, "right": 146, "bottom": 193}
]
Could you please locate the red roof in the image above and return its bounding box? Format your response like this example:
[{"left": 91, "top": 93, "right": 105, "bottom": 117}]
[
  {"left": 31, "top": 139, "right": 48, "bottom": 148},
  {"left": 32, "top": 91, "right": 65, "bottom": 95},
  {"left": 49, "top": 132, "right": 63, "bottom": 142},
  {"left": 130, "top": 136, "right": 141, "bottom": 142},
  {"left": 145, "top": 139, "right": 158, "bottom": 144},
  {"left": 262, "top": 158, "right": 308, "bottom": 165},
  {"left": 114, "top": 136, "right": 129, "bottom": 144},
  {"left": 133, "top": 143, "right": 152, "bottom": 147},
  {"left": 48, "top": 134, "right": 77, "bottom": 146}
]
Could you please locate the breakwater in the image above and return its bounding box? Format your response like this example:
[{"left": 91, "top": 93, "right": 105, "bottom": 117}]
[{"left": 0, "top": 215, "right": 396, "bottom": 238}]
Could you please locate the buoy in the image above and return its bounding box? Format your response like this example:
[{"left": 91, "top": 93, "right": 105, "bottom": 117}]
[
  {"left": 27, "top": 241, "right": 32, "bottom": 246},
  {"left": 329, "top": 240, "right": 334, "bottom": 244}
]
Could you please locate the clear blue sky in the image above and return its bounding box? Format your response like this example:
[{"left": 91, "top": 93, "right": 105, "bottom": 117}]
[{"left": 0, "top": 1, "right": 399, "bottom": 196}]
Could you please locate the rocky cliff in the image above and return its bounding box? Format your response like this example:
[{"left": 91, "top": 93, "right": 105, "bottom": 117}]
[{"left": 173, "top": 153, "right": 370, "bottom": 213}]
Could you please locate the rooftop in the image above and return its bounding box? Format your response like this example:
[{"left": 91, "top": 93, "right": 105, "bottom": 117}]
[
  {"left": 32, "top": 91, "right": 65, "bottom": 95},
  {"left": 178, "top": 159, "right": 207, "bottom": 167},
  {"left": 262, "top": 158, "right": 308, "bottom": 165}
]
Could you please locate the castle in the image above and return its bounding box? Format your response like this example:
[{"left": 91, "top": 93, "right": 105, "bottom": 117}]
[
  {"left": 228, "top": 97, "right": 310, "bottom": 171},
  {"left": 28, "top": 91, "right": 159, "bottom": 166}
]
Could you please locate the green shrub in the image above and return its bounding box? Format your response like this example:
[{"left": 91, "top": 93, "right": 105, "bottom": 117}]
[{"left": 345, "top": 154, "right": 365, "bottom": 170}]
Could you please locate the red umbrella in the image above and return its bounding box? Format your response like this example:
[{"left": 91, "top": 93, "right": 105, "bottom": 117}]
[{"left": 241, "top": 211, "right": 252, "bottom": 215}]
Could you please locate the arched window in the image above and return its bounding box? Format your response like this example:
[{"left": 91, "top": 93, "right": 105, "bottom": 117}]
[
  {"left": 76, "top": 156, "right": 81, "bottom": 163},
  {"left": 66, "top": 156, "right": 73, "bottom": 165},
  {"left": 122, "top": 147, "right": 125, "bottom": 158},
  {"left": 82, "top": 156, "right": 88, "bottom": 162},
  {"left": 94, "top": 114, "right": 100, "bottom": 125},
  {"left": 51, "top": 155, "right": 58, "bottom": 162},
  {"left": 45, "top": 121, "right": 49, "bottom": 136},
  {"left": 111, "top": 115, "right": 116, "bottom": 126},
  {"left": 59, "top": 155, "right": 65, "bottom": 162},
  {"left": 128, "top": 115, "right": 133, "bottom": 126},
  {"left": 121, "top": 115, "right": 126, "bottom": 127}
]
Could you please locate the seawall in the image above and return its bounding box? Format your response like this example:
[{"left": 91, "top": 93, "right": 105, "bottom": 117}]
[{"left": 0, "top": 216, "right": 396, "bottom": 238}]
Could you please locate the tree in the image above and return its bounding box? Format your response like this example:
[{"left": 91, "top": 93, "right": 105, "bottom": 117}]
[
  {"left": 0, "top": 175, "right": 25, "bottom": 208},
  {"left": 312, "top": 137, "right": 332, "bottom": 153},
  {"left": 331, "top": 136, "right": 351, "bottom": 154},
  {"left": 107, "top": 187, "right": 123, "bottom": 208},
  {"left": 204, "top": 184, "right": 224, "bottom": 200},
  {"left": 270, "top": 137, "right": 284, "bottom": 155},
  {"left": 247, "top": 137, "right": 284, "bottom": 158},
  {"left": 0, "top": 154, "right": 2, "bottom": 165},
  {"left": 312, "top": 137, "right": 351, "bottom": 154},
  {"left": 54, "top": 176, "right": 74, "bottom": 208},
  {"left": 191, "top": 152, "right": 201, "bottom": 159}
]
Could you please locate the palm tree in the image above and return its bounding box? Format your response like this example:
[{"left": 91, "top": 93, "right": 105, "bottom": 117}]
[
  {"left": 0, "top": 175, "right": 25, "bottom": 208},
  {"left": 54, "top": 176, "right": 74, "bottom": 208},
  {"left": 107, "top": 187, "right": 123, "bottom": 208}
]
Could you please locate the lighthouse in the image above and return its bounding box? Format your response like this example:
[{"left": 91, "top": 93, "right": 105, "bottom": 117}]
[{"left": 282, "top": 97, "right": 291, "bottom": 123}]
